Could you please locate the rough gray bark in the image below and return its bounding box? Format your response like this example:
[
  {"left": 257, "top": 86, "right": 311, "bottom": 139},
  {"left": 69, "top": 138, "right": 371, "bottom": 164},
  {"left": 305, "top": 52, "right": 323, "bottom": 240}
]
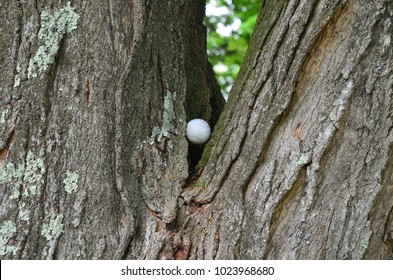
[
  {"left": 183, "top": 0, "right": 393, "bottom": 259},
  {"left": 0, "top": 0, "right": 223, "bottom": 259},
  {"left": 1, "top": 0, "right": 392, "bottom": 260}
]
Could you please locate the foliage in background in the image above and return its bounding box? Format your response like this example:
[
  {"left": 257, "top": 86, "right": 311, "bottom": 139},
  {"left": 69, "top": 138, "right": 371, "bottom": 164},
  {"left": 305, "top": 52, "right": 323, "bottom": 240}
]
[{"left": 205, "top": 0, "right": 260, "bottom": 98}]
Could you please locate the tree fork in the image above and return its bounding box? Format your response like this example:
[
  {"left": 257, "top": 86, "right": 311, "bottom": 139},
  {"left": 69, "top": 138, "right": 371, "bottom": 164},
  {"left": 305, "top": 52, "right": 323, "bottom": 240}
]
[{"left": 1, "top": 0, "right": 392, "bottom": 260}]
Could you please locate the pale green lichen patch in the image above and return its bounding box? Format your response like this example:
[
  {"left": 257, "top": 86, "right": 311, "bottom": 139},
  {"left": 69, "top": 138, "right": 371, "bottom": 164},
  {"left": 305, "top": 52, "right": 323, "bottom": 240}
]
[
  {"left": 18, "top": 208, "right": 30, "bottom": 222},
  {"left": 0, "top": 108, "right": 8, "bottom": 124},
  {"left": 0, "top": 163, "right": 23, "bottom": 185},
  {"left": 0, "top": 163, "right": 24, "bottom": 199},
  {"left": 359, "top": 239, "right": 369, "bottom": 249},
  {"left": 0, "top": 221, "right": 18, "bottom": 256},
  {"left": 28, "top": 2, "right": 79, "bottom": 78},
  {"left": 23, "top": 151, "right": 46, "bottom": 197},
  {"left": 10, "top": 187, "right": 20, "bottom": 200},
  {"left": 41, "top": 215, "right": 64, "bottom": 241},
  {"left": 63, "top": 171, "right": 79, "bottom": 194},
  {"left": 295, "top": 154, "right": 310, "bottom": 165},
  {"left": 13, "top": 75, "right": 21, "bottom": 88},
  {"left": 150, "top": 91, "right": 177, "bottom": 143},
  {"left": 0, "top": 151, "right": 45, "bottom": 199},
  {"left": 13, "top": 64, "right": 21, "bottom": 88}
]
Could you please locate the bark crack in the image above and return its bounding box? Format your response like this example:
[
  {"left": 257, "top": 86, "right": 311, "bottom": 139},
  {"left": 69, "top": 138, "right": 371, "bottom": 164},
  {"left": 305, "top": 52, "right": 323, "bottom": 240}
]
[
  {"left": 0, "top": 130, "right": 15, "bottom": 164},
  {"left": 263, "top": 164, "right": 308, "bottom": 258}
]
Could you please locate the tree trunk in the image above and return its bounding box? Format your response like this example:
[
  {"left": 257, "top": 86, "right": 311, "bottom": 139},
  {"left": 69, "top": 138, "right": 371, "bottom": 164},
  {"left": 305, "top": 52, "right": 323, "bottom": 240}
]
[{"left": 1, "top": 0, "right": 392, "bottom": 260}]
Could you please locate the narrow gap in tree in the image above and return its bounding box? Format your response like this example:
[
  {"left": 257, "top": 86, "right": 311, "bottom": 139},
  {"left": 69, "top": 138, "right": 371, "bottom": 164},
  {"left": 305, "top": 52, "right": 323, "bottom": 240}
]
[
  {"left": 188, "top": 143, "right": 204, "bottom": 175},
  {"left": 186, "top": 0, "right": 260, "bottom": 178},
  {"left": 205, "top": 0, "right": 260, "bottom": 100}
]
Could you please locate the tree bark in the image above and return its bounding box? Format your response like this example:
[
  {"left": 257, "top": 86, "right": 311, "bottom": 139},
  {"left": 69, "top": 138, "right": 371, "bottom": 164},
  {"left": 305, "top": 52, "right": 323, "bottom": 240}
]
[
  {"left": 0, "top": 0, "right": 223, "bottom": 259},
  {"left": 1, "top": 0, "right": 392, "bottom": 260},
  {"left": 183, "top": 0, "right": 393, "bottom": 259}
]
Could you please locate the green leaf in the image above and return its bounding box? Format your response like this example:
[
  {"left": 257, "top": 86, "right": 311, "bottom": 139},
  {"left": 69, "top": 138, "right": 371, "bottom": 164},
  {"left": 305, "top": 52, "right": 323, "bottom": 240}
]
[{"left": 206, "top": 0, "right": 259, "bottom": 96}]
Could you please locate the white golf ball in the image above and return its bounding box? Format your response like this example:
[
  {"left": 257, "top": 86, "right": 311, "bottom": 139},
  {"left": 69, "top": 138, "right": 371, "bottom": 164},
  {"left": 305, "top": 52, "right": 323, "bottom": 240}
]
[{"left": 186, "top": 119, "right": 211, "bottom": 144}]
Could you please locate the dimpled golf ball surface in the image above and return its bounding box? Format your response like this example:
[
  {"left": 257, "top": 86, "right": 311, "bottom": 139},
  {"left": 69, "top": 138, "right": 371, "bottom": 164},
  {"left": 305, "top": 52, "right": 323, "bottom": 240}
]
[{"left": 187, "top": 119, "right": 211, "bottom": 144}]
